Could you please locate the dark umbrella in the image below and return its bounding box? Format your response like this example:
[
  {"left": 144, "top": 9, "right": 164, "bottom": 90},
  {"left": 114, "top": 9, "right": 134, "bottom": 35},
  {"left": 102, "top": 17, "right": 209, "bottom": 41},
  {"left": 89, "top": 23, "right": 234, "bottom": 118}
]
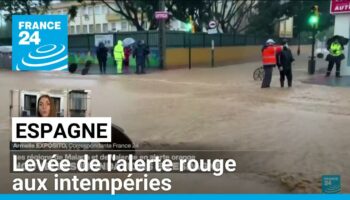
[{"left": 327, "top": 35, "right": 349, "bottom": 49}]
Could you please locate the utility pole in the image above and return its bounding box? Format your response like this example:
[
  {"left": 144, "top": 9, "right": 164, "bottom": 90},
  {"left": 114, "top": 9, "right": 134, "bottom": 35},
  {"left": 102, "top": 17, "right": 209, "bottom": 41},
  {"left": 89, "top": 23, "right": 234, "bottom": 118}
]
[
  {"left": 158, "top": 0, "right": 166, "bottom": 69},
  {"left": 308, "top": 5, "right": 319, "bottom": 75},
  {"left": 309, "top": 28, "right": 316, "bottom": 74},
  {"left": 297, "top": 30, "right": 301, "bottom": 55},
  {"left": 92, "top": 1, "right": 96, "bottom": 33}
]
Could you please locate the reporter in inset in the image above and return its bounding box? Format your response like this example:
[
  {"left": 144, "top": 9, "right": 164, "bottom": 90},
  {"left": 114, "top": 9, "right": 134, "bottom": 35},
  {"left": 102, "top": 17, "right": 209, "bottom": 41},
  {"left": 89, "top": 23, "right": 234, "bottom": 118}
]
[{"left": 37, "top": 95, "right": 56, "bottom": 117}]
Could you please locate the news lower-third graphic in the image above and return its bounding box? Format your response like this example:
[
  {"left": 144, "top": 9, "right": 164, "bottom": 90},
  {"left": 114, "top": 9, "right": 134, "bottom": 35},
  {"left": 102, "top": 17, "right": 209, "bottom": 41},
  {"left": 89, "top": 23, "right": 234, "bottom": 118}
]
[{"left": 12, "top": 15, "right": 68, "bottom": 71}]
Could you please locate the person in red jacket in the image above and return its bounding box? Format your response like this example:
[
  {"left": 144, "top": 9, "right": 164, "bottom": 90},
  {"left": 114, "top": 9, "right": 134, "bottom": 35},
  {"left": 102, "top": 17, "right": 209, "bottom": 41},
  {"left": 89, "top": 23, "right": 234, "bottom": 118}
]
[
  {"left": 123, "top": 47, "right": 132, "bottom": 74},
  {"left": 261, "top": 39, "right": 282, "bottom": 88}
]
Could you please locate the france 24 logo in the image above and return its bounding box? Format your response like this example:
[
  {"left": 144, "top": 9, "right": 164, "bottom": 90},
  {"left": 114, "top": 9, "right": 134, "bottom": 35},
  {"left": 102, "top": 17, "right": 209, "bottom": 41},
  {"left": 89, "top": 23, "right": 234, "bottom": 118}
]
[
  {"left": 322, "top": 175, "right": 341, "bottom": 194},
  {"left": 12, "top": 15, "right": 68, "bottom": 71}
]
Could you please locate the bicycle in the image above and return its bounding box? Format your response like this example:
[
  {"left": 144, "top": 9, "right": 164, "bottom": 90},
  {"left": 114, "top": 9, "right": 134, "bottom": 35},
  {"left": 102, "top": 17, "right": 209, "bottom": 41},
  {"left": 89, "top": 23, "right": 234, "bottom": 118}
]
[{"left": 253, "top": 66, "right": 264, "bottom": 81}]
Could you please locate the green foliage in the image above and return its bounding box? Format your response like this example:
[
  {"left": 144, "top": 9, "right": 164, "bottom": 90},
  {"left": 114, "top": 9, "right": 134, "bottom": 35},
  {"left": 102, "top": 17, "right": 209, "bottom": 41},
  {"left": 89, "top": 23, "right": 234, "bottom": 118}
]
[
  {"left": 248, "top": 0, "right": 334, "bottom": 37},
  {"left": 0, "top": 0, "right": 52, "bottom": 21}
]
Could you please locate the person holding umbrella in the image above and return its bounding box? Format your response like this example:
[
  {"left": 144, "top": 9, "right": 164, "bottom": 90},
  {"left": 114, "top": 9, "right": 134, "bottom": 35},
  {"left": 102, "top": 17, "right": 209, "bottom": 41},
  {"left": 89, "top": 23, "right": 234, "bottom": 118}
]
[
  {"left": 114, "top": 40, "right": 124, "bottom": 74},
  {"left": 326, "top": 35, "right": 349, "bottom": 78},
  {"left": 123, "top": 46, "right": 131, "bottom": 74},
  {"left": 122, "top": 38, "right": 135, "bottom": 74}
]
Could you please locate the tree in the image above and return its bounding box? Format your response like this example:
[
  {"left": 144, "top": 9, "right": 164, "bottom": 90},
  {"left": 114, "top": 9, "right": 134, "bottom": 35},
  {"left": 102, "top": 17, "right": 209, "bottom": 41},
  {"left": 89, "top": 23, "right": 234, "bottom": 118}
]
[
  {"left": 285, "top": 1, "right": 334, "bottom": 36},
  {"left": 101, "top": 0, "right": 160, "bottom": 31},
  {"left": 166, "top": 0, "right": 256, "bottom": 33},
  {"left": 166, "top": 0, "right": 207, "bottom": 32},
  {"left": 0, "top": 0, "right": 51, "bottom": 21},
  {"left": 247, "top": 0, "right": 334, "bottom": 37},
  {"left": 147, "top": 0, "right": 257, "bottom": 33},
  {"left": 69, "top": 0, "right": 206, "bottom": 31},
  {"left": 210, "top": 0, "right": 256, "bottom": 33},
  {"left": 0, "top": 21, "right": 12, "bottom": 38},
  {"left": 68, "top": 0, "right": 257, "bottom": 33},
  {"left": 247, "top": 1, "right": 284, "bottom": 36},
  {"left": 68, "top": 0, "right": 160, "bottom": 31}
]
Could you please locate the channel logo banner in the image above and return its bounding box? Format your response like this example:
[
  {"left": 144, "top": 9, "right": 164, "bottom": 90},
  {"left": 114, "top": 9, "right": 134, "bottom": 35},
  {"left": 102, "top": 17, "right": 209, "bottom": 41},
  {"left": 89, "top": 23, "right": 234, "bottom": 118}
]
[{"left": 12, "top": 15, "right": 68, "bottom": 71}]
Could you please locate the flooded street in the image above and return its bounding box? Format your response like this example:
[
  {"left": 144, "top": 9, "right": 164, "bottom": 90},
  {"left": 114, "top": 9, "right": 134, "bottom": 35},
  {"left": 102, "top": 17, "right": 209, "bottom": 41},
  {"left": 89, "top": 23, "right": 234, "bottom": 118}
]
[{"left": 1, "top": 54, "right": 350, "bottom": 193}]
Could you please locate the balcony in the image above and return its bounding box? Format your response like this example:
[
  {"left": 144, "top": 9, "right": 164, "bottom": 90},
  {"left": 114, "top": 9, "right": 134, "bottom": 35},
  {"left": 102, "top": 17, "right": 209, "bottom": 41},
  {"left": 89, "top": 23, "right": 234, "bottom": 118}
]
[{"left": 106, "top": 13, "right": 121, "bottom": 22}]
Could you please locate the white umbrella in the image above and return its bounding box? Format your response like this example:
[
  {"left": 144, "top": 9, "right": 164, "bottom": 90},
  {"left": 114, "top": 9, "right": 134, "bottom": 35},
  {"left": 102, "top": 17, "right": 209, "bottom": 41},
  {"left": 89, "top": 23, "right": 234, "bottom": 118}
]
[{"left": 123, "top": 38, "right": 136, "bottom": 47}]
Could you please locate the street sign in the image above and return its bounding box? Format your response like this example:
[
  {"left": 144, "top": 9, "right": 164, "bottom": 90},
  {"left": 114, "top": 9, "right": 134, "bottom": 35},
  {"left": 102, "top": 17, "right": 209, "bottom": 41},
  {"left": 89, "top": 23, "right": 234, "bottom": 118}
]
[
  {"left": 208, "top": 20, "right": 217, "bottom": 29},
  {"left": 208, "top": 28, "right": 218, "bottom": 34},
  {"left": 330, "top": 0, "right": 350, "bottom": 14},
  {"left": 155, "top": 11, "right": 168, "bottom": 20},
  {"left": 279, "top": 17, "right": 293, "bottom": 38}
]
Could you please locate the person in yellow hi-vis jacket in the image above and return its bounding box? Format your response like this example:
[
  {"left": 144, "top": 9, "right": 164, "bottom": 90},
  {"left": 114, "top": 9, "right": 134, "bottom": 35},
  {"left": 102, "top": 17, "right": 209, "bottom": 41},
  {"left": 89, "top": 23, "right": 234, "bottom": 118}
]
[{"left": 114, "top": 40, "right": 124, "bottom": 74}]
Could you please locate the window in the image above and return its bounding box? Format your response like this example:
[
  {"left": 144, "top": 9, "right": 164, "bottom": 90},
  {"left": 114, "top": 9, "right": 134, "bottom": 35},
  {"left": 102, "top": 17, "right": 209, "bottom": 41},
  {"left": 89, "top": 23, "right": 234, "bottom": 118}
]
[
  {"left": 83, "top": 25, "right": 88, "bottom": 33},
  {"left": 111, "top": 23, "right": 116, "bottom": 31},
  {"left": 96, "top": 24, "right": 101, "bottom": 33},
  {"left": 94, "top": 5, "right": 101, "bottom": 15},
  {"left": 69, "top": 91, "right": 87, "bottom": 117},
  {"left": 121, "top": 21, "right": 128, "bottom": 31},
  {"left": 88, "top": 6, "right": 93, "bottom": 15},
  {"left": 78, "top": 8, "right": 84, "bottom": 16},
  {"left": 23, "top": 95, "right": 37, "bottom": 117},
  {"left": 101, "top": 5, "right": 108, "bottom": 14},
  {"left": 89, "top": 24, "right": 95, "bottom": 33},
  {"left": 70, "top": 26, "right": 75, "bottom": 34},
  {"left": 51, "top": 97, "right": 61, "bottom": 117},
  {"left": 76, "top": 25, "right": 81, "bottom": 34},
  {"left": 103, "top": 23, "right": 108, "bottom": 32}
]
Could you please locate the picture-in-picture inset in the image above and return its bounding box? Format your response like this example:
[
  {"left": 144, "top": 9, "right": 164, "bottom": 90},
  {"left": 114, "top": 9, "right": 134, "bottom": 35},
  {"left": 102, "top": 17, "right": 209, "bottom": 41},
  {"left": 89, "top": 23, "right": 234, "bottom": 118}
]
[{"left": 9, "top": 89, "right": 92, "bottom": 118}]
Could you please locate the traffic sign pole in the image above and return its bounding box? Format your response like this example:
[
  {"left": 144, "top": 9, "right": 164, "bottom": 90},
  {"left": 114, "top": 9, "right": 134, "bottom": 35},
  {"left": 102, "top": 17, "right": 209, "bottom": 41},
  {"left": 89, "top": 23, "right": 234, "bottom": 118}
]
[{"left": 157, "top": 0, "right": 166, "bottom": 70}]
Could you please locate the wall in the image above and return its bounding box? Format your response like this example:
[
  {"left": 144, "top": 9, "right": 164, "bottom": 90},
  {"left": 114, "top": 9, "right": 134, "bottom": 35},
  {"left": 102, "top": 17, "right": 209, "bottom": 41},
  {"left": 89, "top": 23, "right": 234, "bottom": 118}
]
[
  {"left": 334, "top": 14, "right": 350, "bottom": 75},
  {"left": 165, "top": 45, "right": 311, "bottom": 69},
  {"left": 68, "top": 45, "right": 311, "bottom": 70}
]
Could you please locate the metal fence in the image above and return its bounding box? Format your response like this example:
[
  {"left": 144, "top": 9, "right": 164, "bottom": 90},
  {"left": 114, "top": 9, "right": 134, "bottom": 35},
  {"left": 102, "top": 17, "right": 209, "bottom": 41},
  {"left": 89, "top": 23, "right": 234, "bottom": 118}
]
[
  {"left": 0, "top": 38, "right": 11, "bottom": 46},
  {"left": 1, "top": 31, "right": 311, "bottom": 51}
]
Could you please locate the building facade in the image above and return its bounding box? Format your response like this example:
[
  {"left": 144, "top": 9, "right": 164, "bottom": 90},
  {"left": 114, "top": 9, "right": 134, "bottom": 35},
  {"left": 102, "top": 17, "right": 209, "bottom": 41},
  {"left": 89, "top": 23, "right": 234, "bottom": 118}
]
[
  {"left": 331, "top": 0, "right": 350, "bottom": 75},
  {"left": 48, "top": 1, "right": 139, "bottom": 35}
]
